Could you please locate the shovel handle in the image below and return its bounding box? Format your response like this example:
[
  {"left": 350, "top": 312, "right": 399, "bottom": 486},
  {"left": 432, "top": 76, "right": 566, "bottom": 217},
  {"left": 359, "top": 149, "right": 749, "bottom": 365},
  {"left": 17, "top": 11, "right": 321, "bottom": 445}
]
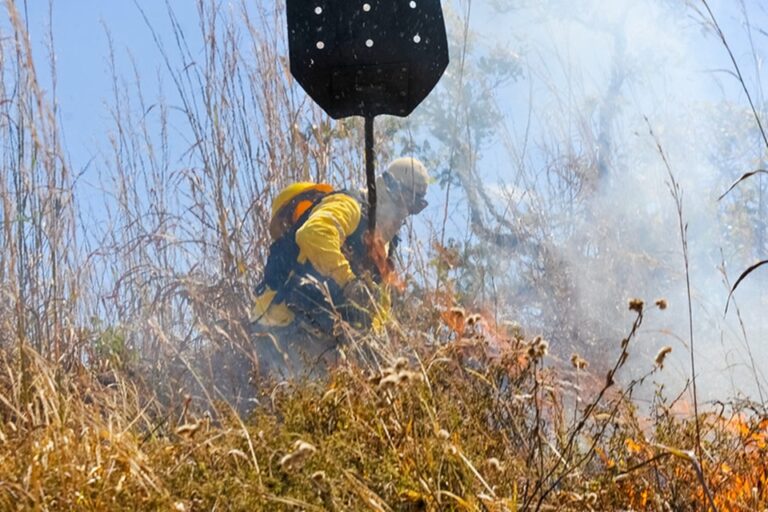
[{"left": 365, "top": 115, "right": 377, "bottom": 234}]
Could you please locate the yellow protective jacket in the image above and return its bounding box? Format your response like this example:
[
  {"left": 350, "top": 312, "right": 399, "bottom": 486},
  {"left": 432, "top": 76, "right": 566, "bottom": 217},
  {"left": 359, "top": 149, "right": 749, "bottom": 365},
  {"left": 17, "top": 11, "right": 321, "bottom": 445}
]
[{"left": 253, "top": 183, "right": 364, "bottom": 326}]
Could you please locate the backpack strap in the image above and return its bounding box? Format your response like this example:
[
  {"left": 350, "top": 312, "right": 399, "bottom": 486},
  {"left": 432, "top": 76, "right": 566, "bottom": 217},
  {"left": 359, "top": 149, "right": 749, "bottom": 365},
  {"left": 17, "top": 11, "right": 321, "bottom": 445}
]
[
  {"left": 257, "top": 187, "right": 400, "bottom": 310},
  {"left": 257, "top": 186, "right": 344, "bottom": 301}
]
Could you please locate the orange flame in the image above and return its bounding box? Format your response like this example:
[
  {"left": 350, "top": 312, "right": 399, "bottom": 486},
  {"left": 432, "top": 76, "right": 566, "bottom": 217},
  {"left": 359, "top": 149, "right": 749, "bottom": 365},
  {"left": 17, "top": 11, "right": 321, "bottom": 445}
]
[{"left": 364, "top": 230, "right": 404, "bottom": 291}]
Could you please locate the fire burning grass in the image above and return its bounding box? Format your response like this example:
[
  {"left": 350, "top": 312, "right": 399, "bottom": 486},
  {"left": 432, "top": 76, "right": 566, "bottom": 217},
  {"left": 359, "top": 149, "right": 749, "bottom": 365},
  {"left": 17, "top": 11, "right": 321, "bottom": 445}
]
[{"left": 1, "top": 302, "right": 767, "bottom": 511}]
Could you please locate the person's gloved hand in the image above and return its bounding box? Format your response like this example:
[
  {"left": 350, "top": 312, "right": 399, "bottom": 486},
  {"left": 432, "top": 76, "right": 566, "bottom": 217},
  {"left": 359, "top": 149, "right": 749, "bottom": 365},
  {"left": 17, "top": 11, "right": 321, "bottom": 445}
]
[{"left": 341, "top": 279, "right": 373, "bottom": 328}]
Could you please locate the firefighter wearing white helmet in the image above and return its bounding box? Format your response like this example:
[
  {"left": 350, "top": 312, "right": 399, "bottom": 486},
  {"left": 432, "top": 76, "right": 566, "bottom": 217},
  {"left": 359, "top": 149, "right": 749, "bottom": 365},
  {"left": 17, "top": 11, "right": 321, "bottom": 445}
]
[
  {"left": 252, "top": 157, "right": 431, "bottom": 335},
  {"left": 375, "top": 157, "right": 430, "bottom": 242}
]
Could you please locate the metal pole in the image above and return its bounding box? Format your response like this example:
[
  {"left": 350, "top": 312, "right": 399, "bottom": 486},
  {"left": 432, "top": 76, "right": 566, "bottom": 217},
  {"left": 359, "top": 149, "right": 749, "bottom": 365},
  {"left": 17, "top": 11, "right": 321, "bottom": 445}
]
[{"left": 365, "top": 115, "right": 376, "bottom": 234}]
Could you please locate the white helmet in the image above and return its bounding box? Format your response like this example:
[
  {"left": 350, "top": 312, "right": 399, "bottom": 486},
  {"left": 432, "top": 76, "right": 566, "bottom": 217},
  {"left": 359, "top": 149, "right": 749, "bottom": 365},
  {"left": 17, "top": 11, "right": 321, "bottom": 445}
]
[{"left": 382, "top": 157, "right": 430, "bottom": 214}]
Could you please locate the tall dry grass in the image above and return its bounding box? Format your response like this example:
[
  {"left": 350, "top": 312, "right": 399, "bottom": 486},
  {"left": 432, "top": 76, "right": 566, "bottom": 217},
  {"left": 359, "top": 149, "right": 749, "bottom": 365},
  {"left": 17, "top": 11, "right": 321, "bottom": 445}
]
[
  {"left": 2, "top": 298, "right": 767, "bottom": 510},
  {"left": 2, "top": 0, "right": 381, "bottom": 414},
  {"left": 1, "top": 1, "right": 768, "bottom": 510},
  {"left": 92, "top": 1, "right": 391, "bottom": 410}
]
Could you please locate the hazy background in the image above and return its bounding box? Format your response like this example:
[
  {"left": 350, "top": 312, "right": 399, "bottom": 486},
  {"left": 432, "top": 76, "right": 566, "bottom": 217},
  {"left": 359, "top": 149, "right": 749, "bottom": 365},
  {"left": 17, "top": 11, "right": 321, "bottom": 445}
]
[{"left": 7, "top": 0, "right": 768, "bottom": 403}]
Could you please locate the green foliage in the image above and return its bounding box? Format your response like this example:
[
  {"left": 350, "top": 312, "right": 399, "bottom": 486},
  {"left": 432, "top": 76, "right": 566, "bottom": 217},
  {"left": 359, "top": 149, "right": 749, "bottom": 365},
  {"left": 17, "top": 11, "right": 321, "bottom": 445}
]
[{"left": 90, "top": 318, "right": 137, "bottom": 371}]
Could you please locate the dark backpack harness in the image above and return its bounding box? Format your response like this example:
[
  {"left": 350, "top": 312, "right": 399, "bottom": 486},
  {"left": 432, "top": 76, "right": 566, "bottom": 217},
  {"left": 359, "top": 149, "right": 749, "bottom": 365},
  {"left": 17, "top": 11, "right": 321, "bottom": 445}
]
[{"left": 256, "top": 187, "right": 397, "bottom": 308}]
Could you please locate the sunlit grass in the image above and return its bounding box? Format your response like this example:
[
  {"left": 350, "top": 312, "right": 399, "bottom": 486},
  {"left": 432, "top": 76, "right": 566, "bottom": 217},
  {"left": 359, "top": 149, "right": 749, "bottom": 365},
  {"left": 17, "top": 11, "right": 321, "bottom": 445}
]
[
  {"left": 2, "top": 1, "right": 768, "bottom": 510},
  {"left": 2, "top": 302, "right": 766, "bottom": 511}
]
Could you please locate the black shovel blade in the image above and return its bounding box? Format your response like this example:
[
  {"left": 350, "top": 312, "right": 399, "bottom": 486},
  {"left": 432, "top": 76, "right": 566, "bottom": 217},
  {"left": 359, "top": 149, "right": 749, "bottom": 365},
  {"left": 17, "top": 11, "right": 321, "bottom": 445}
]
[{"left": 287, "top": 0, "right": 449, "bottom": 119}]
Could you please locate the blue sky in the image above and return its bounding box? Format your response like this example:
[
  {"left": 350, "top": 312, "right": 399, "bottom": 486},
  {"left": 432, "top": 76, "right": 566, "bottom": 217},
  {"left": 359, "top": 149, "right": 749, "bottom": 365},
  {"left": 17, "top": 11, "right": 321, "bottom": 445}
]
[
  {"left": 15, "top": 0, "right": 765, "bottom": 182},
  {"left": 20, "top": 2, "right": 201, "bottom": 171}
]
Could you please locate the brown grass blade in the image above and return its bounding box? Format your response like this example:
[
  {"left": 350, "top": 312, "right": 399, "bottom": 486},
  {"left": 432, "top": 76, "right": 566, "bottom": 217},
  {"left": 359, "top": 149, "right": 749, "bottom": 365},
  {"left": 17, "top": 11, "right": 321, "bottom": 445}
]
[
  {"left": 718, "top": 169, "right": 768, "bottom": 200},
  {"left": 262, "top": 494, "right": 327, "bottom": 511},
  {"left": 725, "top": 259, "right": 768, "bottom": 314}
]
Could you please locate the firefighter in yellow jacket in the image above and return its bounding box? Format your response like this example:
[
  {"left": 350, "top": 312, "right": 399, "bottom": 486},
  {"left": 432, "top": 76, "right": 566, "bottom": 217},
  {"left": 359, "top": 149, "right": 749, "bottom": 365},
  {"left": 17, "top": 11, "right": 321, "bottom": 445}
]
[{"left": 252, "top": 157, "right": 430, "bottom": 343}]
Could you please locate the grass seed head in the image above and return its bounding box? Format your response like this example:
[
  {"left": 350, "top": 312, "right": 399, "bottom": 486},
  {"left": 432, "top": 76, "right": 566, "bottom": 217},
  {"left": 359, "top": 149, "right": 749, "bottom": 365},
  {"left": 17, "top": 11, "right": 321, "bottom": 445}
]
[
  {"left": 655, "top": 346, "right": 673, "bottom": 369},
  {"left": 228, "top": 449, "right": 248, "bottom": 462},
  {"left": 466, "top": 313, "right": 483, "bottom": 327},
  {"left": 396, "top": 370, "right": 423, "bottom": 385},
  {"left": 570, "top": 353, "right": 588, "bottom": 370},
  {"left": 629, "top": 298, "right": 644, "bottom": 313},
  {"left": 528, "top": 336, "right": 549, "bottom": 360},
  {"left": 486, "top": 457, "right": 502, "bottom": 471},
  {"left": 377, "top": 373, "right": 400, "bottom": 391},
  {"left": 501, "top": 320, "right": 524, "bottom": 339},
  {"left": 280, "top": 440, "right": 317, "bottom": 472},
  {"left": 655, "top": 298, "right": 668, "bottom": 310},
  {"left": 394, "top": 357, "right": 409, "bottom": 371},
  {"left": 292, "top": 440, "right": 317, "bottom": 453},
  {"left": 175, "top": 420, "right": 202, "bottom": 438}
]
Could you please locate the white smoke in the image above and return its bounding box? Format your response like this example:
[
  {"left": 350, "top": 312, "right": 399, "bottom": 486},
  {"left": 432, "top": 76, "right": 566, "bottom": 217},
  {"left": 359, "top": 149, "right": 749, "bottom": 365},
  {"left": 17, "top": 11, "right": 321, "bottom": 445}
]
[{"left": 427, "top": 0, "right": 768, "bottom": 402}]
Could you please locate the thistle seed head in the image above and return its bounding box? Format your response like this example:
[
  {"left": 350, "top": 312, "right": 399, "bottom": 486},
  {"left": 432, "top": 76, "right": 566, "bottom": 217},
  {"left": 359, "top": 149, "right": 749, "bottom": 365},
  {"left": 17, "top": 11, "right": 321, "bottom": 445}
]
[
  {"left": 528, "top": 336, "right": 549, "bottom": 359},
  {"left": 629, "top": 298, "right": 644, "bottom": 313}
]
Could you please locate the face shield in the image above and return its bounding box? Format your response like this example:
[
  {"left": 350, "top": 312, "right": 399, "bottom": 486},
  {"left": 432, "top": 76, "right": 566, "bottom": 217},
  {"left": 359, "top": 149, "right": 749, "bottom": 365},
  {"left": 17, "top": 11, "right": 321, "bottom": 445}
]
[{"left": 383, "top": 172, "right": 428, "bottom": 215}]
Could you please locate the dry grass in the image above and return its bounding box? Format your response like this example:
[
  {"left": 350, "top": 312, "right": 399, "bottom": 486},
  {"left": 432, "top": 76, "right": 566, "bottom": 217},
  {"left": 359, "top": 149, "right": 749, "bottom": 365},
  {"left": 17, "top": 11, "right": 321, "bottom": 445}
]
[
  {"left": 2, "top": 1, "right": 768, "bottom": 510},
  {"left": 2, "top": 301, "right": 767, "bottom": 511}
]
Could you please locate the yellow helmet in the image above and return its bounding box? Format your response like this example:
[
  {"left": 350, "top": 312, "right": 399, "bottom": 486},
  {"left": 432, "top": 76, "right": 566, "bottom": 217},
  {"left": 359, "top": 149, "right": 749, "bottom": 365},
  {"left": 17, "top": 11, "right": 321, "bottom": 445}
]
[{"left": 271, "top": 182, "right": 318, "bottom": 216}]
